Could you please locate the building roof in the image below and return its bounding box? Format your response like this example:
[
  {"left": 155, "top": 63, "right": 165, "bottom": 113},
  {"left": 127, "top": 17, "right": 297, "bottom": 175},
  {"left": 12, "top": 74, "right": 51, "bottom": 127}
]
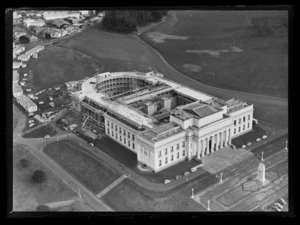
[
  {"left": 141, "top": 122, "right": 184, "bottom": 141},
  {"left": 13, "top": 82, "right": 23, "bottom": 93},
  {"left": 226, "top": 98, "right": 251, "bottom": 114},
  {"left": 13, "top": 70, "right": 19, "bottom": 82},
  {"left": 16, "top": 95, "right": 37, "bottom": 108}
]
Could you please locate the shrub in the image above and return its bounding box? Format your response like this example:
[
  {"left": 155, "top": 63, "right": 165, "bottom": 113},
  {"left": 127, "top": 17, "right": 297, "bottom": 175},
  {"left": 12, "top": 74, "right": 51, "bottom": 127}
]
[
  {"left": 32, "top": 169, "right": 46, "bottom": 184},
  {"left": 36, "top": 204, "right": 51, "bottom": 211},
  {"left": 19, "top": 158, "right": 29, "bottom": 168}
]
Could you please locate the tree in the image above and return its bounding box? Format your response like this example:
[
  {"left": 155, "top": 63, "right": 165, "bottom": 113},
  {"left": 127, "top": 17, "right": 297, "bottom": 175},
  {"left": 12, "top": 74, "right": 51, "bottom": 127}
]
[
  {"left": 19, "top": 158, "right": 29, "bottom": 168},
  {"left": 36, "top": 204, "right": 51, "bottom": 211},
  {"left": 32, "top": 169, "right": 46, "bottom": 183},
  {"left": 19, "top": 35, "right": 30, "bottom": 44}
]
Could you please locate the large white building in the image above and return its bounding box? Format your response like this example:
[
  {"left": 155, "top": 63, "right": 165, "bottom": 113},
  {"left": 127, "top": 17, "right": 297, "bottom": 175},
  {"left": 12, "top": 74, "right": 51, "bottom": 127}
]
[
  {"left": 23, "top": 18, "right": 45, "bottom": 27},
  {"left": 71, "top": 71, "right": 254, "bottom": 172}
]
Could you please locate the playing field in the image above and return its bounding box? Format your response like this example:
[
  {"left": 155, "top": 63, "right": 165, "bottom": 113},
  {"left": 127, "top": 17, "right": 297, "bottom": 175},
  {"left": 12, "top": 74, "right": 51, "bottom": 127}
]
[
  {"left": 140, "top": 10, "right": 288, "bottom": 98},
  {"left": 43, "top": 140, "right": 121, "bottom": 194}
]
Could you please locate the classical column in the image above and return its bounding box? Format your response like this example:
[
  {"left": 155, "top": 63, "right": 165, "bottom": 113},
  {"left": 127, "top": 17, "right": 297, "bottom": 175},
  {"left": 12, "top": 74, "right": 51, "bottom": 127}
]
[
  {"left": 216, "top": 133, "right": 219, "bottom": 151},
  {"left": 211, "top": 135, "right": 215, "bottom": 153},
  {"left": 197, "top": 139, "right": 201, "bottom": 159},
  {"left": 228, "top": 129, "right": 232, "bottom": 145},
  {"left": 220, "top": 131, "right": 223, "bottom": 149},
  {"left": 224, "top": 130, "right": 227, "bottom": 147},
  {"left": 201, "top": 140, "right": 205, "bottom": 157},
  {"left": 206, "top": 138, "right": 210, "bottom": 155}
]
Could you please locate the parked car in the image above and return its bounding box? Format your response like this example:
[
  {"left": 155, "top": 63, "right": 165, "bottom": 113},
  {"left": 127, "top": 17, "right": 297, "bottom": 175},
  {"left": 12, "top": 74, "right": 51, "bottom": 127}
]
[
  {"left": 164, "top": 179, "right": 171, "bottom": 184},
  {"left": 242, "top": 145, "right": 247, "bottom": 149},
  {"left": 256, "top": 138, "right": 262, "bottom": 142},
  {"left": 175, "top": 175, "right": 181, "bottom": 180},
  {"left": 262, "top": 135, "right": 268, "bottom": 139},
  {"left": 44, "top": 135, "right": 50, "bottom": 139},
  {"left": 184, "top": 171, "right": 190, "bottom": 176},
  {"left": 278, "top": 198, "right": 287, "bottom": 205},
  {"left": 274, "top": 203, "right": 283, "bottom": 209},
  {"left": 247, "top": 142, "right": 252, "bottom": 146},
  {"left": 273, "top": 205, "right": 281, "bottom": 212},
  {"left": 89, "top": 143, "right": 94, "bottom": 147}
]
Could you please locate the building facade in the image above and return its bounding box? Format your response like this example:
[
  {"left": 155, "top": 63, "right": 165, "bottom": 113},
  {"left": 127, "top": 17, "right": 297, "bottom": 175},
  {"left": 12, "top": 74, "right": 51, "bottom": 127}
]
[{"left": 71, "top": 71, "right": 254, "bottom": 172}]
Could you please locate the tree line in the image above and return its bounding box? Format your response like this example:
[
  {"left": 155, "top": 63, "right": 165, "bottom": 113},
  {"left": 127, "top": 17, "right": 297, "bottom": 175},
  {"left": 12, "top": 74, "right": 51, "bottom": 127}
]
[
  {"left": 102, "top": 10, "right": 169, "bottom": 33},
  {"left": 251, "top": 15, "right": 288, "bottom": 36}
]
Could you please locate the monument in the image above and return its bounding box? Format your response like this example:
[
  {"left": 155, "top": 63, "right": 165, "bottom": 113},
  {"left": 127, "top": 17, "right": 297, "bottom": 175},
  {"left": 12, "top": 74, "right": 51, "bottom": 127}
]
[{"left": 257, "top": 162, "right": 268, "bottom": 185}]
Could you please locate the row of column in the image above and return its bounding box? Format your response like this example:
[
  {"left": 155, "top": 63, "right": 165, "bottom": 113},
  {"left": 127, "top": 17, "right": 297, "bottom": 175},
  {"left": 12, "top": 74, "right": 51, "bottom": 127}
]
[{"left": 196, "top": 128, "right": 231, "bottom": 159}]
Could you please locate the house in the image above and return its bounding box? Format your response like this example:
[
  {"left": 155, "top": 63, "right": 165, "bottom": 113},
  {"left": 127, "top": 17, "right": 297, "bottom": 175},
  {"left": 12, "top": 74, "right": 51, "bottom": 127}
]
[
  {"left": 43, "top": 11, "right": 81, "bottom": 20},
  {"left": 13, "top": 61, "right": 26, "bottom": 69},
  {"left": 13, "top": 45, "right": 25, "bottom": 58},
  {"left": 23, "top": 18, "right": 45, "bottom": 28},
  {"left": 79, "top": 10, "right": 90, "bottom": 16},
  {"left": 13, "top": 12, "right": 22, "bottom": 24}
]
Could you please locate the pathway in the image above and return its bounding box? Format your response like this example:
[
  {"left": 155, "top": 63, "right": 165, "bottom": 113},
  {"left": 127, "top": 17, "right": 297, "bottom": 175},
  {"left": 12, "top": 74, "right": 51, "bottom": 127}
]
[{"left": 96, "top": 175, "right": 127, "bottom": 198}]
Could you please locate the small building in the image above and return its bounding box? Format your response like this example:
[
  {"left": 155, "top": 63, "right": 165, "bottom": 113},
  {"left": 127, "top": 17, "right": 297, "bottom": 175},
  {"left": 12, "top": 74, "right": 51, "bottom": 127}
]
[
  {"left": 13, "top": 70, "right": 19, "bottom": 83},
  {"left": 13, "top": 82, "right": 23, "bottom": 97},
  {"left": 43, "top": 11, "right": 81, "bottom": 20},
  {"left": 49, "top": 102, "right": 55, "bottom": 107},
  {"left": 15, "top": 95, "right": 38, "bottom": 113},
  {"left": 13, "top": 61, "right": 26, "bottom": 69},
  {"left": 23, "top": 18, "right": 45, "bottom": 28}
]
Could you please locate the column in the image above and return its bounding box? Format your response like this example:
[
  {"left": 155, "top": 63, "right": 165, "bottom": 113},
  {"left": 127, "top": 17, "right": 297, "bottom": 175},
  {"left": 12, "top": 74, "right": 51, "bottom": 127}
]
[
  {"left": 216, "top": 133, "right": 219, "bottom": 151},
  {"left": 224, "top": 130, "right": 227, "bottom": 147},
  {"left": 220, "top": 131, "right": 223, "bottom": 149},
  {"left": 211, "top": 135, "right": 215, "bottom": 153},
  {"left": 201, "top": 140, "right": 205, "bottom": 157},
  {"left": 197, "top": 140, "right": 201, "bottom": 159},
  {"left": 206, "top": 138, "right": 209, "bottom": 155},
  {"left": 228, "top": 129, "right": 232, "bottom": 145}
]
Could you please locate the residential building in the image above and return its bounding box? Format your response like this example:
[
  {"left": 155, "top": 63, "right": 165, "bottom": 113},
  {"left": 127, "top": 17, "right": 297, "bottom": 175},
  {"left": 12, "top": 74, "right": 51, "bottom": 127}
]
[
  {"left": 15, "top": 95, "right": 38, "bottom": 113},
  {"left": 71, "top": 71, "right": 254, "bottom": 173},
  {"left": 17, "top": 45, "right": 44, "bottom": 61},
  {"left": 13, "top": 61, "right": 26, "bottom": 69}
]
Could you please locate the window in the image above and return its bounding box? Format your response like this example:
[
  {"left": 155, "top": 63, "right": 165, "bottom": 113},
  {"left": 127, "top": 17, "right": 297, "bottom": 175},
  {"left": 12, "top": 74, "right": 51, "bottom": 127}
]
[
  {"left": 248, "top": 115, "right": 250, "bottom": 120},
  {"left": 248, "top": 123, "right": 250, "bottom": 128},
  {"left": 165, "top": 158, "right": 168, "bottom": 164},
  {"left": 165, "top": 148, "right": 168, "bottom": 155},
  {"left": 234, "top": 120, "right": 236, "bottom": 126},
  {"left": 132, "top": 135, "right": 135, "bottom": 141},
  {"left": 243, "top": 125, "right": 245, "bottom": 130},
  {"left": 128, "top": 133, "right": 130, "bottom": 138},
  {"left": 177, "top": 143, "right": 179, "bottom": 150},
  {"left": 116, "top": 134, "right": 118, "bottom": 139},
  {"left": 238, "top": 127, "right": 241, "bottom": 132},
  {"left": 171, "top": 155, "right": 174, "bottom": 161},
  {"left": 123, "top": 130, "right": 126, "bottom": 135},
  {"left": 243, "top": 116, "right": 246, "bottom": 122},
  {"left": 119, "top": 127, "right": 121, "bottom": 134},
  {"left": 239, "top": 118, "right": 241, "bottom": 124},
  {"left": 159, "top": 151, "right": 161, "bottom": 157},
  {"left": 111, "top": 123, "right": 113, "bottom": 128},
  {"left": 107, "top": 121, "right": 110, "bottom": 126},
  {"left": 115, "top": 125, "right": 117, "bottom": 131},
  {"left": 171, "top": 146, "right": 174, "bottom": 152},
  {"left": 128, "top": 141, "right": 130, "bottom": 146},
  {"left": 177, "top": 152, "right": 179, "bottom": 159},
  {"left": 132, "top": 143, "right": 135, "bottom": 149},
  {"left": 234, "top": 128, "right": 236, "bottom": 134},
  {"left": 144, "top": 150, "right": 147, "bottom": 155},
  {"left": 159, "top": 160, "right": 162, "bottom": 166},
  {"left": 107, "top": 128, "right": 110, "bottom": 134},
  {"left": 124, "top": 139, "right": 126, "bottom": 144},
  {"left": 182, "top": 150, "right": 185, "bottom": 156},
  {"left": 182, "top": 141, "right": 185, "bottom": 147},
  {"left": 120, "top": 136, "right": 122, "bottom": 141},
  {"left": 112, "top": 132, "right": 114, "bottom": 137}
]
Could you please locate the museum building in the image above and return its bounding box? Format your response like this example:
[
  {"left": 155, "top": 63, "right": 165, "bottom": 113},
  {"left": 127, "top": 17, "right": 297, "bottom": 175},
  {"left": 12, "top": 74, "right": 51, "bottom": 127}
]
[{"left": 71, "top": 71, "right": 254, "bottom": 172}]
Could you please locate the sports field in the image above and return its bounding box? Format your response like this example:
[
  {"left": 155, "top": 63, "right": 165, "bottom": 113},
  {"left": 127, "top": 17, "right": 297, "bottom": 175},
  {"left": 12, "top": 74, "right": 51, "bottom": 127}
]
[{"left": 140, "top": 10, "right": 288, "bottom": 98}]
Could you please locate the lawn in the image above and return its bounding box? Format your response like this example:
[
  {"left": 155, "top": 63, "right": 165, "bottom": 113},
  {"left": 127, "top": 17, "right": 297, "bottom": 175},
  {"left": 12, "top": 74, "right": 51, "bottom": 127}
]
[
  {"left": 140, "top": 10, "right": 288, "bottom": 98},
  {"left": 232, "top": 124, "right": 267, "bottom": 148},
  {"left": 43, "top": 140, "right": 120, "bottom": 194},
  {"left": 25, "top": 44, "right": 104, "bottom": 93},
  {"left": 102, "top": 178, "right": 204, "bottom": 211},
  {"left": 13, "top": 144, "right": 77, "bottom": 211},
  {"left": 23, "top": 125, "right": 57, "bottom": 139}
]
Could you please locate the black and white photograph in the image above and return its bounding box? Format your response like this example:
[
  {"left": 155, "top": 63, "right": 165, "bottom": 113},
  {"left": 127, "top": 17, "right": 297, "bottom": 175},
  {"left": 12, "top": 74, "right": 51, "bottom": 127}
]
[{"left": 7, "top": 6, "right": 291, "bottom": 215}]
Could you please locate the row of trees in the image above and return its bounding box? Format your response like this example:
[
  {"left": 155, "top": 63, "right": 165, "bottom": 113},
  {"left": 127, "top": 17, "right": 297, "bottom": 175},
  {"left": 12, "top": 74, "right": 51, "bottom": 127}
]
[
  {"left": 251, "top": 15, "right": 288, "bottom": 36},
  {"left": 102, "top": 10, "right": 168, "bottom": 33}
]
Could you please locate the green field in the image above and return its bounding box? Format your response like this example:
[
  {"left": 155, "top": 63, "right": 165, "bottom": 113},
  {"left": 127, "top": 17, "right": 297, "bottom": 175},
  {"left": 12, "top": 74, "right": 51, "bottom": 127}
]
[
  {"left": 23, "top": 125, "right": 57, "bottom": 139},
  {"left": 13, "top": 144, "right": 77, "bottom": 211},
  {"left": 43, "top": 140, "right": 120, "bottom": 194},
  {"left": 140, "top": 10, "right": 288, "bottom": 98}
]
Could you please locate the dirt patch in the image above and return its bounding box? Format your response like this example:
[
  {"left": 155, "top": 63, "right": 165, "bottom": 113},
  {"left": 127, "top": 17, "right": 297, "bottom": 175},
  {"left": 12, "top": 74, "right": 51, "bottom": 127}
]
[
  {"left": 182, "top": 64, "right": 202, "bottom": 72},
  {"left": 147, "top": 32, "right": 189, "bottom": 43}
]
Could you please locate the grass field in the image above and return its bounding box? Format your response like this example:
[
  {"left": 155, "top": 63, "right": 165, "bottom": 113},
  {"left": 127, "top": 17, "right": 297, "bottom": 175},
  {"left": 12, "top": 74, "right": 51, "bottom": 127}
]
[
  {"left": 25, "top": 44, "right": 104, "bottom": 93},
  {"left": 13, "top": 144, "right": 77, "bottom": 211},
  {"left": 103, "top": 178, "right": 203, "bottom": 211},
  {"left": 43, "top": 140, "right": 120, "bottom": 194},
  {"left": 23, "top": 125, "right": 57, "bottom": 139},
  {"left": 140, "top": 10, "right": 288, "bottom": 98}
]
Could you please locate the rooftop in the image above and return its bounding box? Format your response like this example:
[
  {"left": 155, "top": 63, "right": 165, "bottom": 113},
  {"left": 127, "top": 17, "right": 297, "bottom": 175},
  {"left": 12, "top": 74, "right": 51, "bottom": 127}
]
[
  {"left": 226, "top": 98, "right": 251, "bottom": 114},
  {"left": 16, "top": 95, "right": 37, "bottom": 108},
  {"left": 13, "top": 82, "right": 23, "bottom": 93},
  {"left": 141, "top": 122, "right": 184, "bottom": 141}
]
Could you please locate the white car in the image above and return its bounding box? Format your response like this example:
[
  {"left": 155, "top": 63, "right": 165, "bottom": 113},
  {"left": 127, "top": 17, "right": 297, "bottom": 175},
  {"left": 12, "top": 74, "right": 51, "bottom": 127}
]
[
  {"left": 274, "top": 203, "right": 283, "bottom": 209},
  {"left": 89, "top": 143, "right": 94, "bottom": 147},
  {"left": 273, "top": 205, "right": 281, "bottom": 212},
  {"left": 184, "top": 171, "right": 190, "bottom": 176},
  {"left": 256, "top": 138, "right": 262, "bottom": 142},
  {"left": 246, "top": 142, "right": 252, "bottom": 146},
  {"left": 262, "top": 135, "right": 268, "bottom": 139},
  {"left": 278, "top": 198, "right": 287, "bottom": 205},
  {"left": 164, "top": 179, "right": 171, "bottom": 184},
  {"left": 242, "top": 145, "right": 247, "bottom": 149},
  {"left": 175, "top": 175, "right": 181, "bottom": 180},
  {"left": 44, "top": 135, "right": 50, "bottom": 139}
]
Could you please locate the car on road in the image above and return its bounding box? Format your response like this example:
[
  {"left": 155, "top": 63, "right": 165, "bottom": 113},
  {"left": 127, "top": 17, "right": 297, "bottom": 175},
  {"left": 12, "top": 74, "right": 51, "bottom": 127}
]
[
  {"left": 242, "top": 145, "right": 246, "bottom": 149},
  {"left": 273, "top": 205, "right": 281, "bottom": 212},
  {"left": 184, "top": 171, "right": 190, "bottom": 176},
  {"left": 274, "top": 203, "right": 283, "bottom": 209},
  {"left": 246, "top": 142, "right": 252, "bottom": 146},
  {"left": 256, "top": 138, "right": 262, "bottom": 142},
  {"left": 164, "top": 179, "right": 171, "bottom": 184},
  {"left": 262, "top": 135, "right": 268, "bottom": 139},
  {"left": 44, "top": 135, "right": 50, "bottom": 139},
  {"left": 175, "top": 175, "right": 181, "bottom": 180},
  {"left": 278, "top": 198, "right": 287, "bottom": 205},
  {"left": 89, "top": 143, "right": 94, "bottom": 146}
]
